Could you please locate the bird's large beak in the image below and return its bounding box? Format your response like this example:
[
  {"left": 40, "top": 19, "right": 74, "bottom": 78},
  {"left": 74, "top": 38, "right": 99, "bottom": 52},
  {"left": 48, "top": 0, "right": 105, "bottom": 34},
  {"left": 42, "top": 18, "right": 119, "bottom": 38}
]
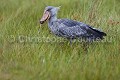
[{"left": 40, "top": 11, "right": 50, "bottom": 24}]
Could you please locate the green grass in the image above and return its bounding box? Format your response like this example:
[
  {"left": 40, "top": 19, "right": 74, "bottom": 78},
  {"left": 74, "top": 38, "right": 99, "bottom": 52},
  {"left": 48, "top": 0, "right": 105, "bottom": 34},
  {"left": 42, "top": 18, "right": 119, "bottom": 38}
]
[{"left": 0, "top": 0, "right": 120, "bottom": 80}]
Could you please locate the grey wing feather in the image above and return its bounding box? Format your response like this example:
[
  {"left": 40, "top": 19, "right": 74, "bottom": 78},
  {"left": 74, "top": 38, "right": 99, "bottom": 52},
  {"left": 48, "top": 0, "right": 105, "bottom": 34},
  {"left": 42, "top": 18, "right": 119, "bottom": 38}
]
[
  {"left": 57, "top": 19, "right": 106, "bottom": 40},
  {"left": 58, "top": 26, "right": 87, "bottom": 39},
  {"left": 57, "top": 19, "right": 83, "bottom": 27}
]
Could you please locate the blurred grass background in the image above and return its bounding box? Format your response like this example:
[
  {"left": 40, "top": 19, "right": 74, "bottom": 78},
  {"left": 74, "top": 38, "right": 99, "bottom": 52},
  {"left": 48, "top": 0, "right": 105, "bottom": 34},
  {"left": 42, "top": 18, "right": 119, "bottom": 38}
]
[{"left": 0, "top": 0, "right": 120, "bottom": 80}]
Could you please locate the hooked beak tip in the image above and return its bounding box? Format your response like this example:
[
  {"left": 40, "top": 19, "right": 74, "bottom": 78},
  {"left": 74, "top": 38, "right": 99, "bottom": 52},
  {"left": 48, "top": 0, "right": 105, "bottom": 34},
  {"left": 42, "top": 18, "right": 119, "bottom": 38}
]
[{"left": 40, "top": 21, "right": 44, "bottom": 24}]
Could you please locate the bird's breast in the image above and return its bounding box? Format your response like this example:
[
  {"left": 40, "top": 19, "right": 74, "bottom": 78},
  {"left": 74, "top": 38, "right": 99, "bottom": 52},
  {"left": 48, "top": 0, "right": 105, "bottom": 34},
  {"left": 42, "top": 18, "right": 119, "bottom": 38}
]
[{"left": 48, "top": 21, "right": 59, "bottom": 34}]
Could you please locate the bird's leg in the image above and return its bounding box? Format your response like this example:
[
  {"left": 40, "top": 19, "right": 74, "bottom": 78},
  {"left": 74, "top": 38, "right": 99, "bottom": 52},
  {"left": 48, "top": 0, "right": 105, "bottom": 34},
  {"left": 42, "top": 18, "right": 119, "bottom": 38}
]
[
  {"left": 82, "top": 41, "right": 89, "bottom": 54},
  {"left": 69, "top": 39, "right": 73, "bottom": 47}
]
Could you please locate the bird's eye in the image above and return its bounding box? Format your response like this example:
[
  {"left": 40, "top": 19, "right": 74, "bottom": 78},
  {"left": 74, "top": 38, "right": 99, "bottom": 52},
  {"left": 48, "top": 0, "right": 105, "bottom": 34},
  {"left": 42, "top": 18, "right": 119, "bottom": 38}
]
[{"left": 47, "top": 9, "right": 50, "bottom": 11}]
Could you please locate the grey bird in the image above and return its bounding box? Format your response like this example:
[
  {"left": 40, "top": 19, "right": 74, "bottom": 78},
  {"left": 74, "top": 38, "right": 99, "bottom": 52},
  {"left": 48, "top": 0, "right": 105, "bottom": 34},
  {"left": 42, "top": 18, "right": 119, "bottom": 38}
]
[{"left": 40, "top": 6, "right": 106, "bottom": 43}]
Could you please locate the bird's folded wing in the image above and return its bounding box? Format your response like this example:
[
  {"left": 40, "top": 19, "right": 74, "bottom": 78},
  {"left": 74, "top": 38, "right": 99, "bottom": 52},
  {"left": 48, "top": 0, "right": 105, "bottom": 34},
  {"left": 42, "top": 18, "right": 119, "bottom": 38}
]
[{"left": 57, "top": 19, "right": 106, "bottom": 39}]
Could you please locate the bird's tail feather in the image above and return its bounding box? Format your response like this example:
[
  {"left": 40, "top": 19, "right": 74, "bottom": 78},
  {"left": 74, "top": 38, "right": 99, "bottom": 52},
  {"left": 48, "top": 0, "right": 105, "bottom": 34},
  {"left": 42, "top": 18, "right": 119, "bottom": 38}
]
[
  {"left": 93, "top": 28, "right": 106, "bottom": 40},
  {"left": 86, "top": 28, "right": 107, "bottom": 41},
  {"left": 92, "top": 28, "right": 107, "bottom": 36}
]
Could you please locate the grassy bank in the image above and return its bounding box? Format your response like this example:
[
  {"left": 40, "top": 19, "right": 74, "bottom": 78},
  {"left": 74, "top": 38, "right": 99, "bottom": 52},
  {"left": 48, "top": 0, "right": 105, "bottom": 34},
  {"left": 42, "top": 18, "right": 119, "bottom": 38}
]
[{"left": 0, "top": 0, "right": 120, "bottom": 80}]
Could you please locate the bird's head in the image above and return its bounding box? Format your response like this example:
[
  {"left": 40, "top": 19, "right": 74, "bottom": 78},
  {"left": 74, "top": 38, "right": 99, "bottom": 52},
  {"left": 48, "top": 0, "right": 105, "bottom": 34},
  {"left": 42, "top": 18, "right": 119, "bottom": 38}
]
[{"left": 40, "top": 6, "right": 60, "bottom": 24}]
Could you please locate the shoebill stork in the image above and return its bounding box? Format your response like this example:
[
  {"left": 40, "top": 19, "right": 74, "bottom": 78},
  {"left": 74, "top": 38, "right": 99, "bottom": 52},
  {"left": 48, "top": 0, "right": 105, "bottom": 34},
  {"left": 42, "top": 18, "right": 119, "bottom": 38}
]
[{"left": 40, "top": 6, "right": 106, "bottom": 45}]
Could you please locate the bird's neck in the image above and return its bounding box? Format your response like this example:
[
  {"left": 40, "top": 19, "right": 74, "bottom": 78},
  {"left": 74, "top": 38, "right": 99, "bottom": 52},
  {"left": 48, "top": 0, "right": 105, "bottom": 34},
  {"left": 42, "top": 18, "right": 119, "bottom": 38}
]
[{"left": 48, "top": 15, "right": 57, "bottom": 23}]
